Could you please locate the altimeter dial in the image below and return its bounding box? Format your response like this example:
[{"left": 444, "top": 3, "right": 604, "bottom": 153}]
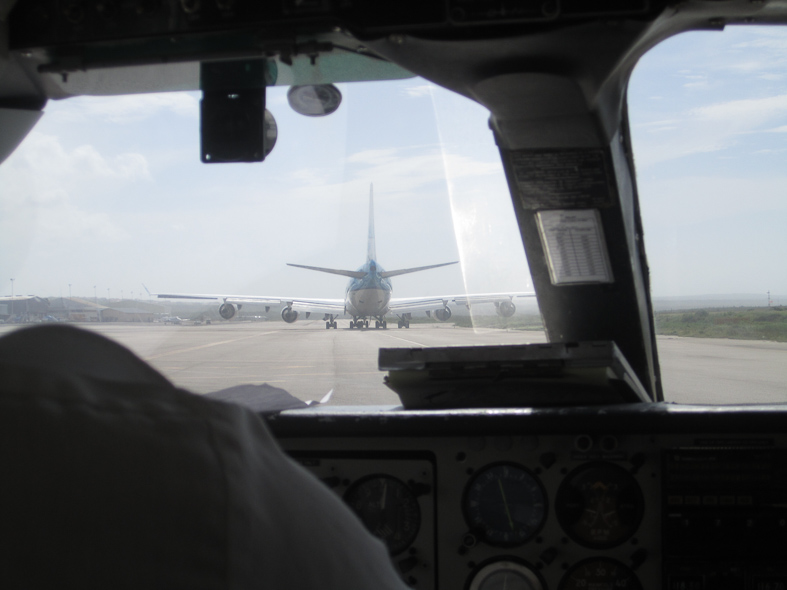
[{"left": 556, "top": 462, "right": 644, "bottom": 548}]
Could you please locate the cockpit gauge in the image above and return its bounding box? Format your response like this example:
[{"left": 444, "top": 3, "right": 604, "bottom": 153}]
[
  {"left": 463, "top": 463, "right": 547, "bottom": 546},
  {"left": 468, "top": 560, "right": 545, "bottom": 590},
  {"left": 558, "top": 558, "right": 642, "bottom": 590},
  {"left": 555, "top": 462, "right": 644, "bottom": 549},
  {"left": 344, "top": 474, "right": 421, "bottom": 555}
]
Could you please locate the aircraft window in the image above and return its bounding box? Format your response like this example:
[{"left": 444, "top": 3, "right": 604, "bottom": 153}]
[
  {"left": 629, "top": 26, "right": 787, "bottom": 404},
  {"left": 0, "top": 78, "right": 541, "bottom": 405}
]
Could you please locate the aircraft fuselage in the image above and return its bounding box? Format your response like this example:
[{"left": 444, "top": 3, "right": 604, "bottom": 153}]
[{"left": 345, "top": 259, "right": 392, "bottom": 318}]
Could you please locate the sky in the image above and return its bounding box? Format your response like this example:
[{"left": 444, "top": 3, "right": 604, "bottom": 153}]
[
  {"left": 628, "top": 26, "right": 787, "bottom": 301},
  {"left": 1, "top": 25, "right": 786, "bottom": 303}
]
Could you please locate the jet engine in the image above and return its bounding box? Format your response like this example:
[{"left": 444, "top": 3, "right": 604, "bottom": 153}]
[
  {"left": 434, "top": 306, "right": 452, "bottom": 322},
  {"left": 281, "top": 307, "right": 299, "bottom": 323},
  {"left": 219, "top": 303, "right": 237, "bottom": 320},
  {"left": 496, "top": 300, "right": 516, "bottom": 318}
]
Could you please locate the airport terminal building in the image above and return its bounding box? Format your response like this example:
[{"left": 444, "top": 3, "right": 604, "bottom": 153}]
[{"left": 0, "top": 297, "right": 162, "bottom": 323}]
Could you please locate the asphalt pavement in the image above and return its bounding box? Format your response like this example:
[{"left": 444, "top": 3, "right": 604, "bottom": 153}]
[{"left": 1, "top": 321, "right": 784, "bottom": 406}]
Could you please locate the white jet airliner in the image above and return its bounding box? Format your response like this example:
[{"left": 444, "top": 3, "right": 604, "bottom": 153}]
[{"left": 149, "top": 186, "right": 533, "bottom": 329}]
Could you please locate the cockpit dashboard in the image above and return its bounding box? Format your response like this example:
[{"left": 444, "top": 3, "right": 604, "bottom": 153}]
[{"left": 270, "top": 405, "right": 787, "bottom": 590}]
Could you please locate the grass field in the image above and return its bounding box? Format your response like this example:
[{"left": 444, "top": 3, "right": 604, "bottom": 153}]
[
  {"left": 450, "top": 314, "right": 545, "bottom": 331},
  {"left": 450, "top": 307, "right": 787, "bottom": 343},
  {"left": 653, "top": 307, "right": 787, "bottom": 342}
]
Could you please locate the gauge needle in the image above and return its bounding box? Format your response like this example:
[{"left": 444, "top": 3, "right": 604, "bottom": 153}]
[{"left": 498, "top": 478, "right": 515, "bottom": 530}]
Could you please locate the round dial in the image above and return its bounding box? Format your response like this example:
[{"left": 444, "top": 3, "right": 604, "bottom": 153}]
[
  {"left": 559, "top": 558, "right": 642, "bottom": 590},
  {"left": 468, "top": 560, "right": 545, "bottom": 590},
  {"left": 555, "top": 462, "right": 644, "bottom": 549},
  {"left": 344, "top": 475, "right": 421, "bottom": 555},
  {"left": 463, "top": 463, "right": 547, "bottom": 546}
]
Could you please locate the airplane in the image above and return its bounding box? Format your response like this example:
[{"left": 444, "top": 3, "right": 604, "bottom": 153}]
[
  {"left": 148, "top": 185, "right": 534, "bottom": 330},
  {"left": 160, "top": 316, "right": 183, "bottom": 325}
]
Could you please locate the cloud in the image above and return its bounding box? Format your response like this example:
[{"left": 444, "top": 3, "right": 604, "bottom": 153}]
[
  {"left": 4, "top": 132, "right": 151, "bottom": 200},
  {"left": 732, "top": 32, "right": 787, "bottom": 52},
  {"left": 341, "top": 147, "right": 501, "bottom": 199},
  {"left": 632, "top": 93, "right": 787, "bottom": 168},
  {"left": 402, "top": 84, "right": 433, "bottom": 98},
  {"left": 346, "top": 148, "right": 401, "bottom": 165},
  {"left": 0, "top": 132, "right": 149, "bottom": 246},
  {"left": 630, "top": 27, "right": 787, "bottom": 169},
  {"left": 753, "top": 148, "right": 787, "bottom": 154},
  {"left": 39, "top": 206, "right": 130, "bottom": 242},
  {"left": 691, "top": 94, "right": 787, "bottom": 125},
  {"left": 51, "top": 93, "right": 199, "bottom": 124},
  {"left": 639, "top": 174, "right": 787, "bottom": 227},
  {"left": 636, "top": 119, "right": 681, "bottom": 133}
]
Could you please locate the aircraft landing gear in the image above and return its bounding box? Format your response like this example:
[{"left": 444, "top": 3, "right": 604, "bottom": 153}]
[
  {"left": 397, "top": 319, "right": 410, "bottom": 329},
  {"left": 325, "top": 321, "right": 337, "bottom": 329}
]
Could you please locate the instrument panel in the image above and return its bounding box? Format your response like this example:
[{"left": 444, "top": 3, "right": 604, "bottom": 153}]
[
  {"left": 269, "top": 404, "right": 787, "bottom": 590},
  {"left": 281, "top": 432, "right": 661, "bottom": 590}
]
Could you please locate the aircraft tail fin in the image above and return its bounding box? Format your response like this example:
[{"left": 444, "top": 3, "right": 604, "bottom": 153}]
[{"left": 367, "top": 183, "right": 376, "bottom": 262}]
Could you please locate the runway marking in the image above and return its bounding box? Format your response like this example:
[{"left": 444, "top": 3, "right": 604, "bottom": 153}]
[
  {"left": 376, "top": 332, "right": 428, "bottom": 347},
  {"left": 143, "top": 330, "right": 280, "bottom": 361}
]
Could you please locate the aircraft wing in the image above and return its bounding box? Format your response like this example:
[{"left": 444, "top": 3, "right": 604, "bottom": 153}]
[
  {"left": 389, "top": 292, "right": 535, "bottom": 314},
  {"left": 147, "top": 290, "right": 346, "bottom": 314}
]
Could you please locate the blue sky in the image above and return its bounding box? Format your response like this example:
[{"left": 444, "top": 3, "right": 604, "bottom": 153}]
[
  {"left": 1, "top": 26, "right": 786, "bottom": 303},
  {"left": 629, "top": 26, "right": 787, "bottom": 300}
]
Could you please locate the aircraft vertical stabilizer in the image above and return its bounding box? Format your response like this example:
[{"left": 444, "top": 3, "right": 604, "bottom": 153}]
[{"left": 367, "top": 183, "right": 376, "bottom": 262}]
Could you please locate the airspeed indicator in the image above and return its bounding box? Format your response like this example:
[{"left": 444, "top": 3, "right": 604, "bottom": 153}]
[{"left": 463, "top": 463, "right": 547, "bottom": 546}]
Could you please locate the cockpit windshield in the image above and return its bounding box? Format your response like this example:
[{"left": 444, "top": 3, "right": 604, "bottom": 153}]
[
  {"left": 1, "top": 26, "right": 785, "bottom": 407},
  {"left": 0, "top": 75, "right": 542, "bottom": 405}
]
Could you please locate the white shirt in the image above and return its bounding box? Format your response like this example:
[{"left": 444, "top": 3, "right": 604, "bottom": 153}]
[{"left": 0, "top": 325, "right": 409, "bottom": 590}]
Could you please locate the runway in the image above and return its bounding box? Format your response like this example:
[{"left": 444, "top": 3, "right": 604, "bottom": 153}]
[
  {"left": 79, "top": 321, "right": 544, "bottom": 405},
  {"left": 1, "top": 321, "right": 784, "bottom": 406}
]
